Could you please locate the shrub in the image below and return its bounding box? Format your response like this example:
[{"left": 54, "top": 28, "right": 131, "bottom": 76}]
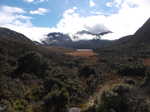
[
  {"left": 43, "top": 88, "right": 69, "bottom": 112},
  {"left": 124, "top": 79, "right": 135, "bottom": 85},
  {"left": 117, "top": 64, "right": 146, "bottom": 76},
  {"left": 25, "top": 86, "right": 44, "bottom": 102},
  {"left": 96, "top": 84, "right": 130, "bottom": 112},
  {"left": 16, "top": 52, "right": 49, "bottom": 78},
  {"left": 79, "top": 66, "right": 96, "bottom": 77},
  {"left": 141, "top": 68, "right": 150, "bottom": 90},
  {"left": 12, "top": 99, "right": 27, "bottom": 112}
]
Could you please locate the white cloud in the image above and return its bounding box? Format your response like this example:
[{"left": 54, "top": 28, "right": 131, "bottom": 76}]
[
  {"left": 54, "top": 7, "right": 107, "bottom": 34},
  {"left": 0, "top": 5, "right": 51, "bottom": 42},
  {"left": 108, "top": 0, "right": 123, "bottom": 8},
  {"left": 24, "top": 0, "right": 34, "bottom": 3},
  {"left": 0, "top": 6, "right": 31, "bottom": 26},
  {"left": 106, "top": 0, "right": 150, "bottom": 8},
  {"left": 1, "top": 0, "right": 150, "bottom": 42},
  {"left": 4, "top": 24, "right": 51, "bottom": 41},
  {"left": 30, "top": 8, "right": 49, "bottom": 15},
  {"left": 0, "top": 5, "right": 26, "bottom": 14},
  {"left": 24, "top": 0, "right": 48, "bottom": 3},
  {"left": 103, "top": 0, "right": 150, "bottom": 39},
  {"left": 48, "top": 0, "right": 150, "bottom": 40},
  {"left": 89, "top": 0, "right": 96, "bottom": 7},
  {"left": 85, "top": 24, "right": 109, "bottom": 34},
  {"left": 106, "top": 2, "right": 114, "bottom": 7}
]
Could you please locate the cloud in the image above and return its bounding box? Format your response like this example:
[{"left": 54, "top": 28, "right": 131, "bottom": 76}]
[
  {"left": 106, "top": 0, "right": 150, "bottom": 8},
  {"left": 1, "top": 0, "right": 150, "bottom": 42},
  {"left": 0, "top": 5, "right": 26, "bottom": 14},
  {"left": 103, "top": 0, "right": 150, "bottom": 39},
  {"left": 0, "top": 5, "right": 51, "bottom": 42},
  {"left": 54, "top": 7, "right": 107, "bottom": 34},
  {"left": 106, "top": 0, "right": 123, "bottom": 8},
  {"left": 4, "top": 25, "right": 51, "bottom": 41},
  {"left": 24, "top": 0, "right": 48, "bottom": 3},
  {"left": 30, "top": 8, "right": 49, "bottom": 15},
  {"left": 84, "top": 24, "right": 109, "bottom": 34},
  {"left": 45, "top": 7, "right": 110, "bottom": 40},
  {"left": 0, "top": 6, "right": 32, "bottom": 26},
  {"left": 24, "top": 0, "right": 34, "bottom": 3},
  {"left": 44, "top": 7, "right": 106, "bottom": 40},
  {"left": 89, "top": 0, "right": 96, "bottom": 7},
  {"left": 48, "top": 0, "right": 150, "bottom": 40}
]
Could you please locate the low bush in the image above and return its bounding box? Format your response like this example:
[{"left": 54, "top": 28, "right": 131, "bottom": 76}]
[
  {"left": 43, "top": 88, "right": 69, "bottom": 112},
  {"left": 141, "top": 68, "right": 150, "bottom": 90},
  {"left": 79, "top": 66, "right": 96, "bottom": 77},
  {"left": 117, "top": 64, "right": 146, "bottom": 76},
  {"left": 15, "top": 52, "right": 49, "bottom": 78},
  {"left": 96, "top": 84, "right": 130, "bottom": 112}
]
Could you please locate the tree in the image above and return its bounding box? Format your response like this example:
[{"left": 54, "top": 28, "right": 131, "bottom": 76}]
[
  {"left": 96, "top": 84, "right": 130, "bottom": 112},
  {"left": 79, "top": 66, "right": 96, "bottom": 77},
  {"left": 15, "top": 52, "right": 49, "bottom": 78},
  {"left": 43, "top": 88, "right": 69, "bottom": 112}
]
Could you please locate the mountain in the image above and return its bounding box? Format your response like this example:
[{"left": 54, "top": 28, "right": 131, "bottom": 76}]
[
  {"left": 0, "top": 27, "right": 37, "bottom": 58},
  {"left": 96, "top": 18, "right": 150, "bottom": 57},
  {"left": 0, "top": 27, "right": 32, "bottom": 42},
  {"left": 134, "top": 18, "right": 150, "bottom": 42},
  {"left": 68, "top": 39, "right": 112, "bottom": 49},
  {"left": 117, "top": 18, "right": 150, "bottom": 46},
  {"left": 42, "top": 32, "right": 72, "bottom": 45},
  {"left": 42, "top": 32, "right": 112, "bottom": 49},
  {"left": 0, "top": 27, "right": 68, "bottom": 62}
]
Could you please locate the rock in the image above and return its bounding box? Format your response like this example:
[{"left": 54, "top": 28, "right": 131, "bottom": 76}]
[
  {"left": 110, "top": 108, "right": 117, "bottom": 112},
  {"left": 69, "top": 107, "right": 81, "bottom": 112},
  {"left": 0, "top": 105, "right": 6, "bottom": 112}
]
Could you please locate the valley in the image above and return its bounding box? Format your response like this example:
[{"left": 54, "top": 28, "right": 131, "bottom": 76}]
[{"left": 0, "top": 18, "right": 150, "bottom": 112}]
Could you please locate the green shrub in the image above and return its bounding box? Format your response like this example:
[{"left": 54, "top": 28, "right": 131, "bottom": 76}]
[
  {"left": 12, "top": 99, "right": 27, "bottom": 112},
  {"left": 143, "top": 71, "right": 150, "bottom": 84},
  {"left": 96, "top": 84, "right": 130, "bottom": 112},
  {"left": 117, "top": 64, "right": 146, "bottom": 76},
  {"left": 79, "top": 66, "right": 96, "bottom": 77},
  {"left": 25, "top": 86, "right": 44, "bottom": 101},
  {"left": 16, "top": 52, "right": 49, "bottom": 78},
  {"left": 141, "top": 68, "right": 150, "bottom": 90},
  {"left": 43, "top": 88, "right": 69, "bottom": 112}
]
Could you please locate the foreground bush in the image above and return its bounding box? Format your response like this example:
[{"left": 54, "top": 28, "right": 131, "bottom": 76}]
[
  {"left": 96, "top": 84, "right": 130, "bottom": 112},
  {"left": 96, "top": 83, "right": 150, "bottom": 112},
  {"left": 15, "top": 52, "right": 49, "bottom": 78},
  {"left": 43, "top": 88, "right": 69, "bottom": 112},
  {"left": 79, "top": 66, "right": 96, "bottom": 77},
  {"left": 117, "top": 64, "right": 146, "bottom": 76},
  {"left": 141, "top": 68, "right": 150, "bottom": 93}
]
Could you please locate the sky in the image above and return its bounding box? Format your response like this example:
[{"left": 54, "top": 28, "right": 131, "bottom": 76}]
[{"left": 0, "top": 0, "right": 150, "bottom": 41}]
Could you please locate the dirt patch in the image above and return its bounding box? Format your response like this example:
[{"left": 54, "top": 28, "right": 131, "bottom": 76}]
[
  {"left": 143, "top": 58, "right": 150, "bottom": 66},
  {"left": 66, "top": 50, "right": 97, "bottom": 57}
]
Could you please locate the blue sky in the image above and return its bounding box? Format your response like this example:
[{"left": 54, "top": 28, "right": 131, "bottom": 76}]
[
  {"left": 0, "top": 0, "right": 117, "bottom": 27},
  {"left": 0, "top": 0, "right": 150, "bottom": 41}
]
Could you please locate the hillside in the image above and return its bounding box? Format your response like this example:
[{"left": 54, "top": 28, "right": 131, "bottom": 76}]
[
  {"left": 0, "top": 27, "right": 32, "bottom": 42},
  {"left": 95, "top": 18, "right": 150, "bottom": 57},
  {"left": 116, "top": 18, "right": 150, "bottom": 48},
  {"left": 0, "top": 27, "right": 102, "bottom": 112}
]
